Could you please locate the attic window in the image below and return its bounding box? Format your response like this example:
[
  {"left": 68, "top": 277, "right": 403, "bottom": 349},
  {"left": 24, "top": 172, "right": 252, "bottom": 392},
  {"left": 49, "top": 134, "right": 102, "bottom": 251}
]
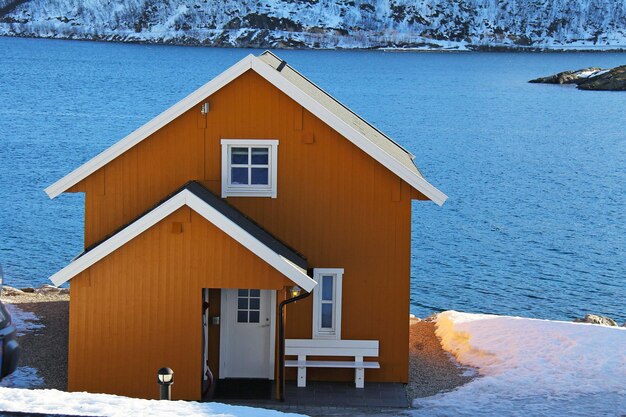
[{"left": 221, "top": 139, "right": 278, "bottom": 198}]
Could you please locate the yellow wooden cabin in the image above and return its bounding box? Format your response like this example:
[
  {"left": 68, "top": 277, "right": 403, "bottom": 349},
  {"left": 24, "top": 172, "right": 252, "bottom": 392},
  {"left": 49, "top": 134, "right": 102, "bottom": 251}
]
[{"left": 46, "top": 51, "right": 447, "bottom": 401}]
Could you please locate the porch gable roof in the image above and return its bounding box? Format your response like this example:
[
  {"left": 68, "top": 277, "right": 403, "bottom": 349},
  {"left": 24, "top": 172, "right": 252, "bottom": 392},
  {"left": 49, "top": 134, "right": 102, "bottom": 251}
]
[{"left": 49, "top": 182, "right": 316, "bottom": 291}]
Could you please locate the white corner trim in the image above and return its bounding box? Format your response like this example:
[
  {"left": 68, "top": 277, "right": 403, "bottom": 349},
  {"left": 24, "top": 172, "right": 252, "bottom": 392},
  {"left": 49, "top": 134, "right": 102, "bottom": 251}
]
[
  {"left": 48, "top": 188, "right": 316, "bottom": 292},
  {"left": 44, "top": 54, "right": 257, "bottom": 199},
  {"left": 45, "top": 53, "right": 447, "bottom": 206}
]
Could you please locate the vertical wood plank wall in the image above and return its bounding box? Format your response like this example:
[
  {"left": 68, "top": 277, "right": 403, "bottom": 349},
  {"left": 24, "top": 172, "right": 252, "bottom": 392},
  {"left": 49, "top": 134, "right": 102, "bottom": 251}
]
[
  {"left": 68, "top": 208, "right": 291, "bottom": 400},
  {"left": 70, "top": 69, "right": 415, "bottom": 399}
]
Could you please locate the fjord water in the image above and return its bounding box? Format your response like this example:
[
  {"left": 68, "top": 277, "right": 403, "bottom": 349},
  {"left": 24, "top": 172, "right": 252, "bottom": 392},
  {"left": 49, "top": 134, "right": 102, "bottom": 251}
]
[{"left": 0, "top": 37, "right": 624, "bottom": 322}]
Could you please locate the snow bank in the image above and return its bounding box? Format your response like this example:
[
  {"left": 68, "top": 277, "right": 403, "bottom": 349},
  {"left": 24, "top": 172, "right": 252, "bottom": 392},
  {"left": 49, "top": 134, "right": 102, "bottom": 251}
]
[
  {"left": 0, "top": 387, "right": 304, "bottom": 417},
  {"left": 413, "top": 311, "right": 626, "bottom": 417}
]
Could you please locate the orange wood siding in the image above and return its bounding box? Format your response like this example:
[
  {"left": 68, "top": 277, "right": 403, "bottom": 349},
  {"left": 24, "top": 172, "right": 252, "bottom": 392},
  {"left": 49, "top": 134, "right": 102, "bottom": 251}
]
[
  {"left": 72, "top": 69, "right": 414, "bottom": 396},
  {"left": 68, "top": 208, "right": 292, "bottom": 400}
]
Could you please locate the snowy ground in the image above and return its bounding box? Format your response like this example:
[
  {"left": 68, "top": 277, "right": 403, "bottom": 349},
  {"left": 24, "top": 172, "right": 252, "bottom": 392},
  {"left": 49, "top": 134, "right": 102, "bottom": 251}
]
[
  {"left": 413, "top": 311, "right": 626, "bottom": 417},
  {"left": 0, "top": 387, "right": 304, "bottom": 417},
  {"left": 2, "top": 305, "right": 625, "bottom": 416}
]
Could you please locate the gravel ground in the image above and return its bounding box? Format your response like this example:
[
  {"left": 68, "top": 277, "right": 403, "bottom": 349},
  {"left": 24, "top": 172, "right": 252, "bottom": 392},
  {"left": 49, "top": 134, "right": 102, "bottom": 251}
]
[
  {"left": 406, "top": 318, "right": 474, "bottom": 401},
  {"left": 2, "top": 291, "right": 69, "bottom": 391},
  {"left": 1, "top": 290, "right": 473, "bottom": 409}
]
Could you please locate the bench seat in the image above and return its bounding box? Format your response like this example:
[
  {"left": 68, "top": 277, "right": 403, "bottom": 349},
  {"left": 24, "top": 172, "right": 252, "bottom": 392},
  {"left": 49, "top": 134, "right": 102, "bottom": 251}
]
[
  {"left": 285, "top": 339, "right": 380, "bottom": 388},
  {"left": 285, "top": 360, "right": 380, "bottom": 369}
]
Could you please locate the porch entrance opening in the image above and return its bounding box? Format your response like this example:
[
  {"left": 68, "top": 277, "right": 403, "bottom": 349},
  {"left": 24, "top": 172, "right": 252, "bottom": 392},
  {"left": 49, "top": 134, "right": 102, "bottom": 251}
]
[
  {"left": 202, "top": 288, "right": 277, "bottom": 400},
  {"left": 220, "top": 289, "right": 274, "bottom": 379}
]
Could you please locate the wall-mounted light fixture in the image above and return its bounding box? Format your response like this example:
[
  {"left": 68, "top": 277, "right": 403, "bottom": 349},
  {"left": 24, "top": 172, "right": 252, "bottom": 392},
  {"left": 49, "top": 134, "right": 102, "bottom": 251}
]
[{"left": 290, "top": 285, "right": 301, "bottom": 298}]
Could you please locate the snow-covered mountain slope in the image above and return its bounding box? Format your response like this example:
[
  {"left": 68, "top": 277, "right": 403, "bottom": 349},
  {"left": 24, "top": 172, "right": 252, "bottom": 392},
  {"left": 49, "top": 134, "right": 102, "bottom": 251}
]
[{"left": 0, "top": 0, "right": 625, "bottom": 50}]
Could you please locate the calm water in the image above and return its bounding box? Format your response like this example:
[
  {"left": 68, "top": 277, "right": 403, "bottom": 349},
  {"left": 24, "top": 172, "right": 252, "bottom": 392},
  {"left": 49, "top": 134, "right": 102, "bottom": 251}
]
[{"left": 0, "top": 37, "right": 624, "bottom": 322}]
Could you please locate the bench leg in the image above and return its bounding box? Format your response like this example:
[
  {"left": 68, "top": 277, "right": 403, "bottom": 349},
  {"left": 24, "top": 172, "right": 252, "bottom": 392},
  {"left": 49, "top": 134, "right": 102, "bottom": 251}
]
[
  {"left": 355, "top": 356, "right": 364, "bottom": 388},
  {"left": 297, "top": 355, "right": 307, "bottom": 387}
]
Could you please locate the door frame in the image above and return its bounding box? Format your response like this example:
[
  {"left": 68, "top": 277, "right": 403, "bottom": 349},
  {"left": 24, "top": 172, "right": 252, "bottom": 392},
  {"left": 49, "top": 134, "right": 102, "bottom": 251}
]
[{"left": 218, "top": 289, "right": 276, "bottom": 380}]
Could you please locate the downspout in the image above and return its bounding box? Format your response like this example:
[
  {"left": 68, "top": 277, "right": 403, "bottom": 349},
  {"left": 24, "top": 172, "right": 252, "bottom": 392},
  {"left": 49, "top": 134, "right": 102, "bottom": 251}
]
[{"left": 277, "top": 289, "right": 311, "bottom": 401}]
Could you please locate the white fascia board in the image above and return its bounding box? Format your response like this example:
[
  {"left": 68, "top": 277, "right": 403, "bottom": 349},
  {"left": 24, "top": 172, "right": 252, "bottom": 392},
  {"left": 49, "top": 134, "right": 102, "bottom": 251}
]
[
  {"left": 46, "top": 52, "right": 447, "bottom": 206},
  {"left": 48, "top": 192, "right": 187, "bottom": 286},
  {"left": 49, "top": 189, "right": 317, "bottom": 292},
  {"left": 250, "top": 58, "right": 448, "bottom": 206},
  {"left": 185, "top": 192, "right": 316, "bottom": 292},
  {"left": 44, "top": 54, "right": 257, "bottom": 199}
]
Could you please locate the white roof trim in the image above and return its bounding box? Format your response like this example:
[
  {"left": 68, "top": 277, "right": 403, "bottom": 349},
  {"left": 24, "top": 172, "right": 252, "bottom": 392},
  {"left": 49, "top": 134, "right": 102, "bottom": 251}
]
[
  {"left": 48, "top": 188, "right": 317, "bottom": 292},
  {"left": 45, "top": 53, "right": 447, "bottom": 206}
]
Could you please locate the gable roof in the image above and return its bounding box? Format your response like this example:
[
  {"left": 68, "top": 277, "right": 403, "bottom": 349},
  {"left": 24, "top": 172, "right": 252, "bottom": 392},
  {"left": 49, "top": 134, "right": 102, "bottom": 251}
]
[
  {"left": 44, "top": 51, "right": 447, "bottom": 206},
  {"left": 49, "top": 181, "right": 316, "bottom": 291}
]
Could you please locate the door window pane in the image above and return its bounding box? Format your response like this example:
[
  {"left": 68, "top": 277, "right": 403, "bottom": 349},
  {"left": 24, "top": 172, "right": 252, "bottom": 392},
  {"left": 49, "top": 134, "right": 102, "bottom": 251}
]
[
  {"left": 251, "top": 167, "right": 269, "bottom": 185},
  {"left": 322, "top": 276, "right": 334, "bottom": 301},
  {"left": 237, "top": 289, "right": 262, "bottom": 325},
  {"left": 251, "top": 148, "right": 269, "bottom": 164},
  {"left": 231, "top": 147, "right": 248, "bottom": 164},
  {"left": 321, "top": 303, "right": 333, "bottom": 328},
  {"left": 237, "top": 310, "right": 248, "bottom": 323},
  {"left": 231, "top": 167, "right": 248, "bottom": 184}
]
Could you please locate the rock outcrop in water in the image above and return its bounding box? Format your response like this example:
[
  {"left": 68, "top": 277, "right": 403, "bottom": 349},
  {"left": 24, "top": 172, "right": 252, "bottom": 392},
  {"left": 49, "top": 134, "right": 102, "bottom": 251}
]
[
  {"left": 529, "top": 65, "right": 626, "bottom": 91},
  {"left": 574, "top": 314, "right": 619, "bottom": 327}
]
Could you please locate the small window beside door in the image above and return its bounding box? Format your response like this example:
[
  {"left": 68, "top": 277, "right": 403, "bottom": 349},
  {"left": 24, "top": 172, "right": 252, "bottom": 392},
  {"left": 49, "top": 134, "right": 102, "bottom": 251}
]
[
  {"left": 312, "top": 268, "right": 344, "bottom": 339},
  {"left": 221, "top": 139, "right": 278, "bottom": 198},
  {"left": 237, "top": 289, "right": 261, "bottom": 323}
]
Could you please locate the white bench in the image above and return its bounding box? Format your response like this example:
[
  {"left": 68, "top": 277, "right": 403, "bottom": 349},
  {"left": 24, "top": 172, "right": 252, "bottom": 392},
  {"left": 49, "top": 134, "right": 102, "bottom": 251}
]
[{"left": 285, "top": 339, "right": 380, "bottom": 388}]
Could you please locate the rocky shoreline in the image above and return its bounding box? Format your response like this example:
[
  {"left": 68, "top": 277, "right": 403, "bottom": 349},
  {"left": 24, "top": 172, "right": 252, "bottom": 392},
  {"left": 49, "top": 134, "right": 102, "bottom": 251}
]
[{"left": 529, "top": 65, "right": 626, "bottom": 90}]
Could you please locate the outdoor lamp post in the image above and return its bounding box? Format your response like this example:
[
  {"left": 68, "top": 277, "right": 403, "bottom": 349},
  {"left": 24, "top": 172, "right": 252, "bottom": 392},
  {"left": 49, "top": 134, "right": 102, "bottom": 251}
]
[{"left": 157, "top": 367, "right": 174, "bottom": 400}]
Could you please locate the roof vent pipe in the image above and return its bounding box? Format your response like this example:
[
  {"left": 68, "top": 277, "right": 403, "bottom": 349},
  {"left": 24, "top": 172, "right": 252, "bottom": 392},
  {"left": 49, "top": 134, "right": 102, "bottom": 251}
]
[{"left": 277, "top": 60, "right": 287, "bottom": 72}]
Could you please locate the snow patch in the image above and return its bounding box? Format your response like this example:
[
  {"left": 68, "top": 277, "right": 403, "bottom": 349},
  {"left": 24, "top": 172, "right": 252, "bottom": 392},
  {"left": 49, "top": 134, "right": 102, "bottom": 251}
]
[
  {"left": 0, "top": 387, "right": 305, "bottom": 416},
  {"left": 412, "top": 311, "right": 626, "bottom": 416},
  {"left": 4, "top": 303, "right": 45, "bottom": 336},
  {"left": 2, "top": 303, "right": 46, "bottom": 388},
  {"left": 0, "top": 367, "right": 44, "bottom": 388}
]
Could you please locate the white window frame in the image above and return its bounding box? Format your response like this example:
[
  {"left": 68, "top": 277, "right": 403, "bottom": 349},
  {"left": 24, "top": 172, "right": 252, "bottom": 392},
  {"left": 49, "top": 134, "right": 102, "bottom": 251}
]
[
  {"left": 221, "top": 139, "right": 278, "bottom": 198},
  {"left": 312, "top": 268, "right": 344, "bottom": 340}
]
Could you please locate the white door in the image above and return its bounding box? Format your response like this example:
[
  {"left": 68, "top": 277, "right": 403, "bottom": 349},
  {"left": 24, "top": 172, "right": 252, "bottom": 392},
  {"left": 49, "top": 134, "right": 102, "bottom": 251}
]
[{"left": 220, "top": 289, "right": 274, "bottom": 379}]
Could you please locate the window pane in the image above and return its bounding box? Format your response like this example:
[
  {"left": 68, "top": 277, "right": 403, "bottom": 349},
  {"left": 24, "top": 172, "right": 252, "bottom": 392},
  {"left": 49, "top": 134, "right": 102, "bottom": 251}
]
[
  {"left": 237, "top": 310, "right": 248, "bottom": 323},
  {"left": 249, "top": 298, "right": 260, "bottom": 310},
  {"left": 249, "top": 311, "right": 260, "bottom": 323},
  {"left": 231, "top": 167, "right": 248, "bottom": 185},
  {"left": 251, "top": 167, "right": 269, "bottom": 185},
  {"left": 251, "top": 148, "right": 269, "bottom": 164},
  {"left": 249, "top": 289, "right": 260, "bottom": 297},
  {"left": 237, "top": 289, "right": 248, "bottom": 297},
  {"left": 321, "top": 303, "right": 333, "bottom": 328},
  {"left": 322, "top": 276, "right": 334, "bottom": 301},
  {"left": 231, "top": 147, "right": 248, "bottom": 164},
  {"left": 238, "top": 298, "right": 248, "bottom": 309}
]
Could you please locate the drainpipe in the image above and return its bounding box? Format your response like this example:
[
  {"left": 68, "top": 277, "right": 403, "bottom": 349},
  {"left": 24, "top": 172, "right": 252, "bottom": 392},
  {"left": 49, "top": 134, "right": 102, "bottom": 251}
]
[{"left": 277, "top": 289, "right": 311, "bottom": 401}]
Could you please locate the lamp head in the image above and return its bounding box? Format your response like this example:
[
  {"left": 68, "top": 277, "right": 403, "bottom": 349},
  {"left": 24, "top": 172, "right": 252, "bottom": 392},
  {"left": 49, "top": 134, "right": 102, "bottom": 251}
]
[
  {"left": 290, "top": 285, "right": 301, "bottom": 298},
  {"left": 157, "top": 367, "right": 174, "bottom": 385}
]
